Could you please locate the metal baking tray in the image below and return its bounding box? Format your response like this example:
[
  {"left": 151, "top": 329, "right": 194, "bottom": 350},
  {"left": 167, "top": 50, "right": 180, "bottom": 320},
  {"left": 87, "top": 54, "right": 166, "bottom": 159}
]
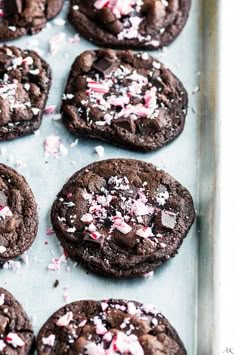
[{"left": 0, "top": 0, "right": 220, "bottom": 353}]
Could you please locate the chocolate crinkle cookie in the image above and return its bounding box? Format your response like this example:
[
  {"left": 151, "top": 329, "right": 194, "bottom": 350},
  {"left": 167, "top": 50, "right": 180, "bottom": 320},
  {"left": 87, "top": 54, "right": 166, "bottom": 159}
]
[
  {"left": 37, "top": 299, "right": 186, "bottom": 355},
  {"left": 0, "top": 288, "right": 34, "bottom": 354},
  {"left": 0, "top": 163, "right": 38, "bottom": 264},
  {"left": 51, "top": 159, "right": 195, "bottom": 277},
  {"left": 0, "top": 45, "right": 51, "bottom": 141},
  {"left": 0, "top": 0, "right": 63, "bottom": 41},
  {"left": 61, "top": 49, "right": 188, "bottom": 152},
  {"left": 68, "top": 0, "right": 191, "bottom": 49}
]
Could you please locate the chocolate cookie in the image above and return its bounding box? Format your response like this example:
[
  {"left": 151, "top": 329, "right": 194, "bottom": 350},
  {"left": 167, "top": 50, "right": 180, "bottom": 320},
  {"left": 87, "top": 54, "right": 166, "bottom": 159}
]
[
  {"left": 68, "top": 0, "right": 191, "bottom": 50},
  {"left": 0, "top": 163, "right": 38, "bottom": 263},
  {"left": 51, "top": 159, "right": 195, "bottom": 277},
  {"left": 61, "top": 49, "right": 188, "bottom": 152},
  {"left": 0, "top": 45, "right": 51, "bottom": 141},
  {"left": 0, "top": 287, "right": 34, "bottom": 354},
  {"left": 0, "top": 0, "right": 63, "bottom": 41},
  {"left": 37, "top": 299, "right": 186, "bottom": 355}
]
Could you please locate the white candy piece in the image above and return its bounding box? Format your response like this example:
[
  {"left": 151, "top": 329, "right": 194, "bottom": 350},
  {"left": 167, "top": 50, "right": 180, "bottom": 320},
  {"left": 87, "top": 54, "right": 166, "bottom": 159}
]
[
  {"left": 42, "top": 334, "right": 56, "bottom": 347},
  {"left": 0, "top": 246, "right": 6, "bottom": 253},
  {"left": 6, "top": 332, "right": 25, "bottom": 348},
  {"left": 56, "top": 311, "right": 73, "bottom": 327},
  {"left": 81, "top": 213, "right": 93, "bottom": 223},
  {"left": 136, "top": 226, "right": 152, "bottom": 238},
  {"left": 0, "top": 206, "right": 13, "bottom": 219}
]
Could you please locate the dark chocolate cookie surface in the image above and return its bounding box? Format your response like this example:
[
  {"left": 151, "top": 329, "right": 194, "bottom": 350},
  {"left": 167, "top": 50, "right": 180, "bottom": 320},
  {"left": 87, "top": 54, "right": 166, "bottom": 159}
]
[
  {"left": 0, "top": 0, "right": 63, "bottom": 41},
  {"left": 0, "top": 45, "right": 51, "bottom": 141},
  {"left": 61, "top": 49, "right": 188, "bottom": 152},
  {"left": 0, "top": 163, "right": 38, "bottom": 263},
  {"left": 37, "top": 299, "right": 186, "bottom": 354},
  {"left": 68, "top": 0, "right": 191, "bottom": 49},
  {"left": 51, "top": 159, "right": 195, "bottom": 277},
  {"left": 0, "top": 287, "right": 34, "bottom": 354}
]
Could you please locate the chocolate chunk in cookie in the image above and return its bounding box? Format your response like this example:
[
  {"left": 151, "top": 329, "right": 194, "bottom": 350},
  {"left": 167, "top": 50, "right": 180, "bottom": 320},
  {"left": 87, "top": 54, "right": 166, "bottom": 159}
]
[
  {"left": 51, "top": 159, "right": 195, "bottom": 277},
  {"left": 37, "top": 299, "right": 186, "bottom": 355},
  {"left": 0, "top": 288, "right": 34, "bottom": 354},
  {"left": 61, "top": 49, "right": 188, "bottom": 152},
  {"left": 0, "top": 163, "right": 38, "bottom": 263},
  {"left": 0, "top": 45, "right": 51, "bottom": 141},
  {"left": 68, "top": 0, "right": 191, "bottom": 50},
  {"left": 0, "top": 0, "right": 63, "bottom": 41}
]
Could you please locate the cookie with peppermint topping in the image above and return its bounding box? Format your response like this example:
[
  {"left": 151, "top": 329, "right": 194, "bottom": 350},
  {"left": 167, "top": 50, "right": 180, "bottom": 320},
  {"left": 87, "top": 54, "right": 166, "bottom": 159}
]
[
  {"left": 0, "top": 163, "right": 38, "bottom": 263},
  {"left": 61, "top": 49, "right": 188, "bottom": 152},
  {"left": 51, "top": 159, "right": 195, "bottom": 277},
  {"left": 0, "top": 287, "right": 34, "bottom": 354},
  {"left": 68, "top": 0, "right": 191, "bottom": 49},
  {"left": 0, "top": 0, "right": 63, "bottom": 41},
  {"left": 0, "top": 45, "right": 51, "bottom": 141},
  {"left": 37, "top": 299, "right": 186, "bottom": 354}
]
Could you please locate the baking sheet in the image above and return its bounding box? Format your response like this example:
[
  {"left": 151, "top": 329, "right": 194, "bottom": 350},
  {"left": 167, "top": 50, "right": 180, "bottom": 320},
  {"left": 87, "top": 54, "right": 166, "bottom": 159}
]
[{"left": 0, "top": 0, "right": 211, "bottom": 353}]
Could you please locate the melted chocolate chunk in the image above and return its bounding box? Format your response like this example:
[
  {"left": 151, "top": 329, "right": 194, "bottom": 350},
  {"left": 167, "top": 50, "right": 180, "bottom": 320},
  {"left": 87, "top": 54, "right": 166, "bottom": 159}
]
[
  {"left": 3, "top": 0, "right": 22, "bottom": 17},
  {"left": 92, "top": 57, "right": 117, "bottom": 77}
]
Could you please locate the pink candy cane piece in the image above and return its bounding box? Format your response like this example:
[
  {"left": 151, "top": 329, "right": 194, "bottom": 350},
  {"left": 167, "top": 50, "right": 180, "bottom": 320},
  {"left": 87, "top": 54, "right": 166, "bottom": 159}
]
[
  {"left": 22, "top": 56, "right": 33, "bottom": 65},
  {"left": 56, "top": 311, "right": 73, "bottom": 327},
  {"left": 113, "top": 218, "right": 132, "bottom": 234},
  {"left": 96, "top": 324, "right": 107, "bottom": 335},
  {"left": 94, "top": 0, "right": 110, "bottom": 9},
  {"left": 78, "top": 319, "right": 87, "bottom": 327},
  {"left": 87, "top": 81, "right": 109, "bottom": 94},
  {"left": 136, "top": 226, "right": 152, "bottom": 238},
  {"left": 6, "top": 333, "right": 25, "bottom": 348},
  {"left": 101, "top": 302, "right": 109, "bottom": 311},
  {"left": 0, "top": 206, "right": 13, "bottom": 219},
  {"left": 0, "top": 10, "right": 4, "bottom": 17},
  {"left": 42, "top": 334, "right": 55, "bottom": 347},
  {"left": 44, "top": 106, "right": 57, "bottom": 115},
  {"left": 44, "top": 135, "right": 60, "bottom": 155},
  {"left": 81, "top": 213, "right": 93, "bottom": 223},
  {"left": 90, "top": 231, "right": 101, "bottom": 240},
  {"left": 108, "top": 96, "right": 130, "bottom": 107}
]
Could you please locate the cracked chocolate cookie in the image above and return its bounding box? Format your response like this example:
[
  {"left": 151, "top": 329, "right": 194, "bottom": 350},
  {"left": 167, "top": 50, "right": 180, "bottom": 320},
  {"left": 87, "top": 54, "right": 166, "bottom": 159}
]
[
  {"left": 68, "top": 0, "right": 191, "bottom": 50},
  {"left": 61, "top": 49, "right": 188, "bottom": 152},
  {"left": 51, "top": 159, "right": 195, "bottom": 277},
  {"left": 0, "top": 0, "right": 63, "bottom": 41},
  {"left": 0, "top": 163, "right": 38, "bottom": 263},
  {"left": 0, "top": 287, "right": 34, "bottom": 354},
  {"left": 37, "top": 299, "right": 186, "bottom": 355},
  {"left": 0, "top": 45, "right": 51, "bottom": 141}
]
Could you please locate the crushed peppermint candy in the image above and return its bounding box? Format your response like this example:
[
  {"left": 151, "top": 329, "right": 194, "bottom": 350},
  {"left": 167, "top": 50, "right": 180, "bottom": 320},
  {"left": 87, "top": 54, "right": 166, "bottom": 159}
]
[
  {"left": 0, "top": 340, "right": 6, "bottom": 351},
  {"left": 0, "top": 206, "right": 12, "bottom": 219},
  {"left": 77, "top": 62, "right": 161, "bottom": 127},
  {"left": 42, "top": 334, "right": 56, "bottom": 347},
  {"left": 6, "top": 332, "right": 25, "bottom": 348},
  {"left": 0, "top": 293, "right": 5, "bottom": 305},
  {"left": 56, "top": 311, "right": 73, "bottom": 327}
]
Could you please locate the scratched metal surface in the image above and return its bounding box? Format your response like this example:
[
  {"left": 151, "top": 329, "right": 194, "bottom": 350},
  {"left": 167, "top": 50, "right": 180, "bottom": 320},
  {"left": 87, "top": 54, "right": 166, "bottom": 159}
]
[{"left": 0, "top": 0, "right": 212, "bottom": 353}]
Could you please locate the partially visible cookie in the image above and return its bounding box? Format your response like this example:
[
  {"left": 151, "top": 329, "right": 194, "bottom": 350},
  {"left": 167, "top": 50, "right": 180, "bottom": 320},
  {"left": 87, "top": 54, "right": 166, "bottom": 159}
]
[
  {"left": 61, "top": 49, "right": 188, "bottom": 152},
  {"left": 0, "top": 287, "right": 34, "bottom": 354},
  {"left": 0, "top": 45, "right": 51, "bottom": 141},
  {"left": 68, "top": 0, "right": 191, "bottom": 50},
  {"left": 0, "top": 163, "right": 38, "bottom": 263},
  {"left": 37, "top": 299, "right": 186, "bottom": 355},
  {"left": 0, "top": 0, "right": 63, "bottom": 41},
  {"left": 51, "top": 159, "right": 195, "bottom": 277}
]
